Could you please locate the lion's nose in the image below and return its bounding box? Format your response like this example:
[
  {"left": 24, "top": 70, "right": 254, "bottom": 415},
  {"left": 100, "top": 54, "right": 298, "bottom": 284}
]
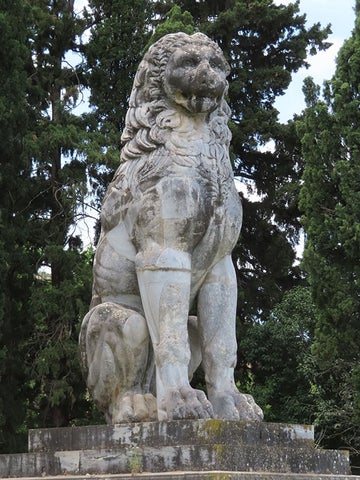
[
  {"left": 192, "top": 60, "right": 224, "bottom": 97},
  {"left": 196, "top": 60, "right": 211, "bottom": 78},
  {"left": 195, "top": 61, "right": 216, "bottom": 88}
]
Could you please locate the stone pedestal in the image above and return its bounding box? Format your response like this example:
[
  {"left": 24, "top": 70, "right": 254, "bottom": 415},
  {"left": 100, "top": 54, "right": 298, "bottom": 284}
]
[{"left": 0, "top": 420, "right": 358, "bottom": 479}]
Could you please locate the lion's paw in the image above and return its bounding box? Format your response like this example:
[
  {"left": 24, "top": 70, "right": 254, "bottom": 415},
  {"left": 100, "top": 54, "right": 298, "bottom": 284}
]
[
  {"left": 162, "top": 386, "right": 214, "bottom": 421},
  {"left": 108, "top": 392, "right": 157, "bottom": 423},
  {"left": 210, "top": 390, "right": 263, "bottom": 422}
]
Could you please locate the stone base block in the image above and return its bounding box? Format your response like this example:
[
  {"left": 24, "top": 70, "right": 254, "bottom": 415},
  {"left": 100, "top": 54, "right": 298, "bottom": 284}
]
[
  {"left": 28, "top": 420, "right": 313, "bottom": 452},
  {"left": 0, "top": 421, "right": 356, "bottom": 479},
  {"left": 0, "top": 473, "right": 359, "bottom": 480}
]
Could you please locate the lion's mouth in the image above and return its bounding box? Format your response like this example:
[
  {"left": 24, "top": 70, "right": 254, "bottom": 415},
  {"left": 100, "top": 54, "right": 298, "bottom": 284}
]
[
  {"left": 190, "top": 96, "right": 220, "bottom": 113},
  {"left": 174, "top": 91, "right": 221, "bottom": 114}
]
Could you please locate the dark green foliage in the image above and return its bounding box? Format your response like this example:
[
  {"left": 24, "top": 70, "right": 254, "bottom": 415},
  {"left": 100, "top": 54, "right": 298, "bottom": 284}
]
[
  {"left": 299, "top": 1, "right": 360, "bottom": 467},
  {"left": 148, "top": 5, "right": 195, "bottom": 47},
  {"left": 25, "top": 248, "right": 96, "bottom": 429},
  {"left": 0, "top": 0, "right": 101, "bottom": 451},
  {"left": 83, "top": 0, "right": 153, "bottom": 210},
  {"left": 237, "top": 286, "right": 316, "bottom": 423},
  {"left": 0, "top": 0, "right": 36, "bottom": 452},
  {"left": 22, "top": 0, "right": 101, "bottom": 433},
  {"left": 234, "top": 194, "right": 301, "bottom": 323}
]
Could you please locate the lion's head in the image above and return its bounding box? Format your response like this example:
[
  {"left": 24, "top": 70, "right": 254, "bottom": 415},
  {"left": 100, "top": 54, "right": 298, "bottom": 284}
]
[{"left": 120, "top": 32, "right": 232, "bottom": 162}]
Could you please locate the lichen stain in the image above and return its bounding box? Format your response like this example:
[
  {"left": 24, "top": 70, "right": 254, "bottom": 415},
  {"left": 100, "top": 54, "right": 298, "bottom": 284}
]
[{"left": 201, "top": 419, "right": 225, "bottom": 440}]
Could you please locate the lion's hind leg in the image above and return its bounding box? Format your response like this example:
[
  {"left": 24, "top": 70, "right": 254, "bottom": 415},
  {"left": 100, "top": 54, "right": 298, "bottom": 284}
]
[{"left": 79, "top": 302, "right": 157, "bottom": 423}]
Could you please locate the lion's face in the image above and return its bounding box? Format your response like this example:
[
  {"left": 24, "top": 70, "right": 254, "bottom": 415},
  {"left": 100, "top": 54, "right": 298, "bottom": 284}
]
[
  {"left": 121, "top": 33, "right": 232, "bottom": 162},
  {"left": 163, "top": 42, "right": 229, "bottom": 114}
]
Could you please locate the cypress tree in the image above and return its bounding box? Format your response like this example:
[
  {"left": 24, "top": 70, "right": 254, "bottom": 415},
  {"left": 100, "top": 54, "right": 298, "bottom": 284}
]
[
  {"left": 83, "top": 0, "right": 153, "bottom": 210},
  {"left": 23, "top": 0, "right": 95, "bottom": 430},
  {"left": 0, "top": 0, "right": 35, "bottom": 452},
  {"left": 299, "top": 0, "right": 360, "bottom": 461},
  {"left": 0, "top": 1, "right": 97, "bottom": 440}
]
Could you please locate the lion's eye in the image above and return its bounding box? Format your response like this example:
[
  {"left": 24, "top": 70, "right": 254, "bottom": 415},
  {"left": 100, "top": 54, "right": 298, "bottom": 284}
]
[
  {"left": 209, "top": 58, "right": 223, "bottom": 70},
  {"left": 182, "top": 57, "right": 199, "bottom": 68}
]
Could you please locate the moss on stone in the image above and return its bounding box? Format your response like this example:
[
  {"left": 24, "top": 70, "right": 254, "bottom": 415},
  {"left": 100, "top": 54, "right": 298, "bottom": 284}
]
[{"left": 202, "top": 419, "right": 225, "bottom": 439}]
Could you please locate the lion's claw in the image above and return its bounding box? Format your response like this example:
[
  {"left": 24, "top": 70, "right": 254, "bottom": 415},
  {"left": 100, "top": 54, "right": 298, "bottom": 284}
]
[
  {"left": 108, "top": 392, "right": 157, "bottom": 423},
  {"left": 164, "top": 386, "right": 214, "bottom": 420},
  {"left": 210, "top": 390, "right": 263, "bottom": 421}
]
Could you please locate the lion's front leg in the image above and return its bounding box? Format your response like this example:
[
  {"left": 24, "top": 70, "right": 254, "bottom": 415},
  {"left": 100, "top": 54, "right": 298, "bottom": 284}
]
[
  {"left": 135, "top": 247, "right": 213, "bottom": 421},
  {"left": 198, "top": 255, "right": 263, "bottom": 422}
]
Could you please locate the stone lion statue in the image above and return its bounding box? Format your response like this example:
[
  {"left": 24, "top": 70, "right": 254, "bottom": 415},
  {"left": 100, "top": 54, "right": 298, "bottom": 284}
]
[{"left": 79, "top": 32, "right": 263, "bottom": 423}]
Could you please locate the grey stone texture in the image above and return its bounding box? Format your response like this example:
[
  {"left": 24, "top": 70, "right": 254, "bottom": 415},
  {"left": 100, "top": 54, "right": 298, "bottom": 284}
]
[
  {"left": 2, "top": 474, "right": 360, "bottom": 480},
  {"left": 28, "top": 421, "right": 314, "bottom": 452},
  {"left": 0, "top": 420, "right": 355, "bottom": 478},
  {"left": 78, "top": 32, "right": 263, "bottom": 424}
]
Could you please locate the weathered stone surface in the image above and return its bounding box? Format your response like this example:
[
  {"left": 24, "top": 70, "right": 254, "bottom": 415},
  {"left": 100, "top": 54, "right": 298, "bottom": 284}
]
[
  {"left": 0, "top": 452, "right": 60, "bottom": 478},
  {"left": 29, "top": 420, "right": 313, "bottom": 453},
  {"left": 0, "top": 421, "right": 352, "bottom": 478},
  {"left": 0, "top": 444, "right": 350, "bottom": 477},
  {"left": 78, "top": 31, "right": 262, "bottom": 424},
  {"left": 1, "top": 474, "right": 360, "bottom": 480}
]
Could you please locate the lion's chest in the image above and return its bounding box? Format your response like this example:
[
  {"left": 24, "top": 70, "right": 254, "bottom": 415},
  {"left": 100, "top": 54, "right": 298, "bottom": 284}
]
[{"left": 132, "top": 153, "right": 242, "bottom": 260}]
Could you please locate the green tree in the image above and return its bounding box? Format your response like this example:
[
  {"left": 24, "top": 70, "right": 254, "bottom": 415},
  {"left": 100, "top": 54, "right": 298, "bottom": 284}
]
[
  {"left": 27, "top": 0, "right": 88, "bottom": 274},
  {"left": 299, "top": 0, "right": 360, "bottom": 465},
  {"left": 26, "top": 248, "right": 95, "bottom": 429},
  {"left": 238, "top": 286, "right": 317, "bottom": 423},
  {"left": 0, "top": 0, "right": 37, "bottom": 452},
  {"left": 149, "top": 5, "right": 195, "bottom": 45},
  {"left": 0, "top": 1, "right": 100, "bottom": 447},
  {"left": 83, "top": 0, "right": 153, "bottom": 212},
  {"left": 22, "top": 0, "right": 96, "bottom": 430}
]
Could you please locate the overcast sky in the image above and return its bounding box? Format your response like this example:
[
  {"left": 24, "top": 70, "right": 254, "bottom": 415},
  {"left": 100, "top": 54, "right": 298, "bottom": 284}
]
[{"left": 274, "top": 0, "right": 356, "bottom": 121}]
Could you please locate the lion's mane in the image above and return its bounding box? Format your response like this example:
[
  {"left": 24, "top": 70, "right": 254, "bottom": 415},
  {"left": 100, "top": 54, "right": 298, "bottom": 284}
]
[{"left": 120, "top": 32, "right": 232, "bottom": 163}]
